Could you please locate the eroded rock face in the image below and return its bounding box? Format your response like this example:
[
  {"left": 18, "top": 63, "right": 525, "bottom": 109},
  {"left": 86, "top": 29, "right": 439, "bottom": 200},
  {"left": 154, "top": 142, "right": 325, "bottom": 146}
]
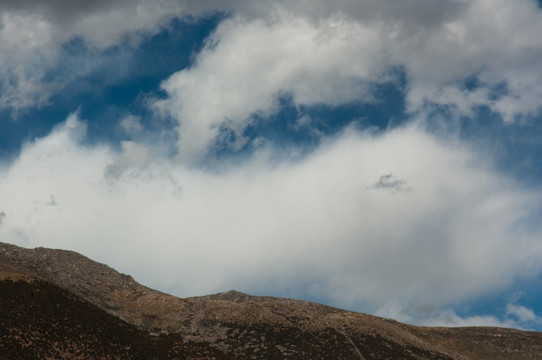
[{"left": 1, "top": 242, "right": 542, "bottom": 360}]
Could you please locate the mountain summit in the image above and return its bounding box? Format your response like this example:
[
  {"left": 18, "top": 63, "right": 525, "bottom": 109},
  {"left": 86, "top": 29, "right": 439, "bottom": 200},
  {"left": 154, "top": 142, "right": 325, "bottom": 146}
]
[{"left": 1, "top": 242, "right": 541, "bottom": 359}]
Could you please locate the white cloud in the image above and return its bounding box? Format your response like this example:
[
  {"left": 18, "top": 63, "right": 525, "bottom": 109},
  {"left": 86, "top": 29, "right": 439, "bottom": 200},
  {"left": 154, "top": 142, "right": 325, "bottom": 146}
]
[
  {"left": 505, "top": 298, "right": 542, "bottom": 327},
  {"left": 0, "top": 12, "right": 57, "bottom": 111},
  {"left": 1, "top": 114, "right": 541, "bottom": 315},
  {"left": 119, "top": 114, "right": 144, "bottom": 137},
  {"left": 400, "top": 0, "right": 542, "bottom": 122},
  {"left": 105, "top": 141, "right": 152, "bottom": 180},
  {"left": 377, "top": 300, "right": 542, "bottom": 330},
  {"left": 0, "top": 0, "right": 187, "bottom": 112},
  {"left": 507, "top": 304, "right": 538, "bottom": 323},
  {"left": 155, "top": 13, "right": 390, "bottom": 161},
  {"left": 151, "top": 0, "right": 542, "bottom": 160},
  {"left": 376, "top": 302, "right": 517, "bottom": 328},
  {"left": 417, "top": 309, "right": 518, "bottom": 329},
  {"left": 3, "top": 0, "right": 542, "bottom": 124}
]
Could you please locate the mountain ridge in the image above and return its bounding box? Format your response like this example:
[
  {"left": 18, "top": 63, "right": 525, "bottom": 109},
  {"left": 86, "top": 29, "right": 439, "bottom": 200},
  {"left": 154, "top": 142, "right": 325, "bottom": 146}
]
[{"left": 1, "top": 242, "right": 541, "bottom": 359}]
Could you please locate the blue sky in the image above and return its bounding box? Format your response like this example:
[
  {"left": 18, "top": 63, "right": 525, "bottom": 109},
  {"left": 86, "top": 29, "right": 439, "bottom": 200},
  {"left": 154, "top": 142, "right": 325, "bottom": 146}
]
[{"left": 1, "top": 0, "right": 542, "bottom": 331}]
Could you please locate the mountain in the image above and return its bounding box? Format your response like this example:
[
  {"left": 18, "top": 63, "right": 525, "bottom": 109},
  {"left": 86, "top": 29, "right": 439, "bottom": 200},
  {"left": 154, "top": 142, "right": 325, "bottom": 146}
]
[{"left": 1, "top": 242, "right": 541, "bottom": 359}]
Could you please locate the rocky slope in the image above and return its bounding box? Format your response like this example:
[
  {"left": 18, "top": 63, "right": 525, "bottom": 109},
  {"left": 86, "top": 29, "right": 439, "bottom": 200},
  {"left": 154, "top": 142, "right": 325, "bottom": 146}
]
[
  {"left": 1, "top": 242, "right": 541, "bottom": 359},
  {"left": 0, "top": 276, "right": 230, "bottom": 360}
]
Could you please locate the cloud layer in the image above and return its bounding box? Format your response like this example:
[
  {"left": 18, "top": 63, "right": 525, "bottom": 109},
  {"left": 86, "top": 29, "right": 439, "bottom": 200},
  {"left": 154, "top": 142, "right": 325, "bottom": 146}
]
[{"left": 1, "top": 114, "right": 540, "bottom": 323}]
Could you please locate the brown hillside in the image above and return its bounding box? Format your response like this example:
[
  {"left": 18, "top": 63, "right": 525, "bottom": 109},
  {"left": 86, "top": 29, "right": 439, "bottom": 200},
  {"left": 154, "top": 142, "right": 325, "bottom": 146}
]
[
  {"left": 0, "top": 275, "right": 230, "bottom": 360},
  {"left": 1, "top": 242, "right": 541, "bottom": 360}
]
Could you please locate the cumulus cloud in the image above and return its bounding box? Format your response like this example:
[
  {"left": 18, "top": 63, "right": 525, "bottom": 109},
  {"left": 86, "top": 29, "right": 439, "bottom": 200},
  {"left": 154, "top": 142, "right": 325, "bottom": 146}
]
[
  {"left": 507, "top": 304, "right": 539, "bottom": 323},
  {"left": 154, "top": 12, "right": 391, "bottom": 160},
  {"left": 3, "top": 0, "right": 542, "bottom": 125},
  {"left": 1, "top": 113, "right": 541, "bottom": 316},
  {"left": 0, "top": 0, "right": 188, "bottom": 112},
  {"left": 151, "top": 0, "right": 542, "bottom": 160},
  {"left": 118, "top": 114, "right": 144, "bottom": 137},
  {"left": 400, "top": 0, "right": 542, "bottom": 121},
  {"left": 0, "top": 11, "right": 57, "bottom": 111},
  {"left": 505, "top": 295, "right": 542, "bottom": 326}
]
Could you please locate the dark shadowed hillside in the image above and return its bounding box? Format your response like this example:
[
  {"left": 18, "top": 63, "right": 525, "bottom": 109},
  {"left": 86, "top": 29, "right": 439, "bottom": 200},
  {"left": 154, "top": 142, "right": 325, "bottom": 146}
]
[
  {"left": 1, "top": 242, "right": 541, "bottom": 360},
  {"left": 0, "top": 273, "right": 230, "bottom": 359}
]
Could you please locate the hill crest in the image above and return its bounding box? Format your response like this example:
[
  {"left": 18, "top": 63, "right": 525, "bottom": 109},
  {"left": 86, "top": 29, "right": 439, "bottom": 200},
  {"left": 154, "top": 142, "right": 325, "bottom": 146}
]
[{"left": 1, "top": 242, "right": 541, "bottom": 360}]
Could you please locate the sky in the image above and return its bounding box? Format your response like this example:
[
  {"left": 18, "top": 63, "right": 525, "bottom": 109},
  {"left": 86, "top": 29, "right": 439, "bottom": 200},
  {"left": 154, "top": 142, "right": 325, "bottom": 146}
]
[{"left": 1, "top": 0, "right": 542, "bottom": 331}]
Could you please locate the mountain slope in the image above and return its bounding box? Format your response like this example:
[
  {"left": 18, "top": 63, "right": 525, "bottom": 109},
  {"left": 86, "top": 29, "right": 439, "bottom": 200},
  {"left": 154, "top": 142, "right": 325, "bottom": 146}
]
[
  {"left": 0, "top": 274, "right": 230, "bottom": 359},
  {"left": 1, "top": 242, "right": 541, "bottom": 359}
]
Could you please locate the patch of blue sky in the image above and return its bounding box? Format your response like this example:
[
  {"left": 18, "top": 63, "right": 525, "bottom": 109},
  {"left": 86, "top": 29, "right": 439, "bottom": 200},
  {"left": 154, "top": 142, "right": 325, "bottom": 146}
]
[
  {"left": 453, "top": 277, "right": 542, "bottom": 331},
  {"left": 456, "top": 106, "right": 542, "bottom": 187},
  {"left": 213, "top": 70, "right": 408, "bottom": 160},
  {"left": 461, "top": 75, "right": 509, "bottom": 101},
  {"left": 418, "top": 76, "right": 542, "bottom": 189}
]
